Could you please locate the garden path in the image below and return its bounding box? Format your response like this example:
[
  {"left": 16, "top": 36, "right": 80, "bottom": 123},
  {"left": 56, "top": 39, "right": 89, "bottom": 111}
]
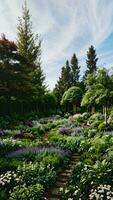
[{"left": 45, "top": 153, "right": 80, "bottom": 200}]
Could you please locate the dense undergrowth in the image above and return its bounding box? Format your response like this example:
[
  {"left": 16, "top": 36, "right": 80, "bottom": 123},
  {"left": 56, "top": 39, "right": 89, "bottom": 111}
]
[{"left": 0, "top": 112, "right": 113, "bottom": 199}]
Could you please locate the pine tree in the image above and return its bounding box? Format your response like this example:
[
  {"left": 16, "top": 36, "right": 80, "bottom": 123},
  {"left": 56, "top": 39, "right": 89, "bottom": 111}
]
[
  {"left": 84, "top": 45, "right": 98, "bottom": 78},
  {"left": 17, "top": 1, "right": 46, "bottom": 105},
  {"left": 70, "top": 53, "right": 80, "bottom": 85},
  {"left": 0, "top": 35, "right": 34, "bottom": 114},
  {"left": 63, "top": 60, "right": 72, "bottom": 90},
  {"left": 17, "top": 1, "right": 41, "bottom": 66},
  {"left": 54, "top": 60, "right": 72, "bottom": 106}
]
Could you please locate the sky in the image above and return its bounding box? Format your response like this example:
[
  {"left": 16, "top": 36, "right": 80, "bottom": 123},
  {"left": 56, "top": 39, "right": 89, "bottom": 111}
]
[{"left": 0, "top": 0, "right": 113, "bottom": 89}]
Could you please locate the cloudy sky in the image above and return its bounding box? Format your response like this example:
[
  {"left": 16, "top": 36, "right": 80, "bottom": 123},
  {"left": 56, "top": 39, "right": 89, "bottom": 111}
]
[{"left": 0, "top": 0, "right": 113, "bottom": 89}]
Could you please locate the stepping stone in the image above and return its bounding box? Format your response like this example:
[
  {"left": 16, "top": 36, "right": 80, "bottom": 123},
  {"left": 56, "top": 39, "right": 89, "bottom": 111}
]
[
  {"left": 60, "top": 172, "right": 70, "bottom": 177},
  {"left": 64, "top": 169, "right": 71, "bottom": 173},
  {"left": 72, "top": 156, "right": 80, "bottom": 159},
  {"left": 58, "top": 177, "right": 68, "bottom": 183},
  {"left": 71, "top": 161, "right": 78, "bottom": 165},
  {"left": 55, "top": 181, "right": 67, "bottom": 187},
  {"left": 71, "top": 157, "right": 80, "bottom": 160},
  {"left": 51, "top": 188, "right": 60, "bottom": 196}
]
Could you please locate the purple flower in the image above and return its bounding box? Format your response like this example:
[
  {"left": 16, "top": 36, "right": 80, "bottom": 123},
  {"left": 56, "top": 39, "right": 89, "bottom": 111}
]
[
  {"left": 58, "top": 127, "right": 72, "bottom": 135},
  {"left": 72, "top": 127, "right": 83, "bottom": 133},
  {"left": 7, "top": 144, "right": 70, "bottom": 158},
  {"left": 13, "top": 131, "right": 24, "bottom": 139}
]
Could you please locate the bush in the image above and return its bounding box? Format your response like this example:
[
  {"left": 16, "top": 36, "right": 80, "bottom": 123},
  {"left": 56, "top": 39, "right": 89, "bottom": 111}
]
[
  {"left": 41, "top": 155, "right": 61, "bottom": 170},
  {"left": 0, "top": 138, "right": 20, "bottom": 156},
  {"left": 98, "top": 122, "right": 107, "bottom": 131},
  {"left": 88, "top": 113, "right": 104, "bottom": 127},
  {"left": 17, "top": 162, "right": 56, "bottom": 188},
  {"left": 107, "top": 110, "right": 113, "bottom": 127},
  {"left": 9, "top": 184, "right": 43, "bottom": 200},
  {"left": 71, "top": 113, "right": 90, "bottom": 125},
  {"left": 49, "top": 132, "right": 77, "bottom": 152},
  {"left": 89, "top": 184, "right": 113, "bottom": 199}
]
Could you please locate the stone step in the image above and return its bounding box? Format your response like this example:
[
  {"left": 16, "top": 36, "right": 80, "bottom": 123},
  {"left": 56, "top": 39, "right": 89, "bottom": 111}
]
[
  {"left": 71, "top": 156, "right": 80, "bottom": 159},
  {"left": 71, "top": 156, "right": 79, "bottom": 158},
  {"left": 58, "top": 177, "right": 68, "bottom": 183},
  {"left": 71, "top": 155, "right": 80, "bottom": 158},
  {"left": 64, "top": 169, "right": 72, "bottom": 173},
  {"left": 70, "top": 161, "right": 78, "bottom": 165},
  {"left": 55, "top": 181, "right": 67, "bottom": 187},
  {"left": 51, "top": 188, "right": 60, "bottom": 196},
  {"left": 72, "top": 153, "right": 79, "bottom": 155},
  {"left": 60, "top": 172, "right": 71, "bottom": 177}
]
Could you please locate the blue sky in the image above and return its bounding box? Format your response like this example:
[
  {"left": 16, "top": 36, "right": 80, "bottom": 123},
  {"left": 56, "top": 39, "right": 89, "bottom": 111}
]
[{"left": 0, "top": 0, "right": 113, "bottom": 89}]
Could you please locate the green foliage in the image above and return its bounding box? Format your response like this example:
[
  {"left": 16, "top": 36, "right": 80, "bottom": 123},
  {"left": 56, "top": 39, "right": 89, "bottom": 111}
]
[
  {"left": 49, "top": 132, "right": 77, "bottom": 151},
  {"left": 9, "top": 184, "right": 43, "bottom": 200},
  {"left": 54, "top": 60, "right": 72, "bottom": 105},
  {"left": 72, "top": 112, "right": 90, "bottom": 124},
  {"left": 0, "top": 138, "right": 20, "bottom": 156},
  {"left": 70, "top": 53, "right": 80, "bottom": 85},
  {"left": 82, "top": 68, "right": 113, "bottom": 124},
  {"left": 0, "top": 158, "right": 22, "bottom": 173},
  {"left": 17, "top": 162, "right": 56, "bottom": 188},
  {"left": 54, "top": 53, "right": 81, "bottom": 108},
  {"left": 17, "top": 1, "right": 41, "bottom": 64},
  {"left": 84, "top": 45, "right": 98, "bottom": 80},
  {"left": 41, "top": 154, "right": 61, "bottom": 170},
  {"left": 0, "top": 189, "right": 7, "bottom": 200},
  {"left": 88, "top": 113, "right": 104, "bottom": 127},
  {"left": 61, "top": 86, "right": 83, "bottom": 113}
]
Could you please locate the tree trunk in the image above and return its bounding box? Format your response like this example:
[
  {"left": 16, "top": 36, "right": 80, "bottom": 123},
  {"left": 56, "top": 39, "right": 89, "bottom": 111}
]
[
  {"left": 91, "top": 106, "right": 95, "bottom": 114},
  {"left": 104, "top": 105, "right": 107, "bottom": 125},
  {"left": 73, "top": 104, "right": 76, "bottom": 114}
]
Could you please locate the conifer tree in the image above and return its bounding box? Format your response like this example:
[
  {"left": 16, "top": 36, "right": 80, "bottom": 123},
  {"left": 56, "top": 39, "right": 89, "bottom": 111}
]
[
  {"left": 70, "top": 53, "right": 80, "bottom": 85},
  {"left": 0, "top": 35, "right": 34, "bottom": 114},
  {"left": 54, "top": 60, "right": 71, "bottom": 106},
  {"left": 84, "top": 45, "right": 98, "bottom": 78},
  {"left": 63, "top": 60, "right": 72, "bottom": 90},
  {"left": 17, "top": 1, "right": 46, "bottom": 101},
  {"left": 17, "top": 1, "right": 41, "bottom": 66}
]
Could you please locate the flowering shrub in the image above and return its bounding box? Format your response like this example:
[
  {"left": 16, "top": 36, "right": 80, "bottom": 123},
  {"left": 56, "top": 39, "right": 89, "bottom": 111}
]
[
  {"left": 7, "top": 144, "right": 69, "bottom": 158},
  {"left": 71, "top": 113, "right": 89, "bottom": 124},
  {"left": 0, "top": 138, "right": 20, "bottom": 155},
  {"left": 0, "top": 171, "right": 20, "bottom": 190},
  {"left": 17, "top": 162, "right": 56, "bottom": 188},
  {"left": 88, "top": 113, "right": 104, "bottom": 127},
  {"left": 9, "top": 183, "right": 43, "bottom": 200},
  {"left": 89, "top": 184, "right": 113, "bottom": 200}
]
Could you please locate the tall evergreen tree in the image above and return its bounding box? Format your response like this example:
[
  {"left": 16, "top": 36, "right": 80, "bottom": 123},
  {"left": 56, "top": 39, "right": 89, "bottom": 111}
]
[
  {"left": 17, "top": 1, "right": 46, "bottom": 102},
  {"left": 54, "top": 60, "right": 71, "bottom": 103},
  {"left": 64, "top": 60, "right": 72, "bottom": 90},
  {"left": 17, "top": 0, "right": 41, "bottom": 66},
  {"left": 84, "top": 45, "right": 98, "bottom": 79},
  {"left": 70, "top": 53, "right": 80, "bottom": 85},
  {"left": 0, "top": 35, "right": 34, "bottom": 114}
]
